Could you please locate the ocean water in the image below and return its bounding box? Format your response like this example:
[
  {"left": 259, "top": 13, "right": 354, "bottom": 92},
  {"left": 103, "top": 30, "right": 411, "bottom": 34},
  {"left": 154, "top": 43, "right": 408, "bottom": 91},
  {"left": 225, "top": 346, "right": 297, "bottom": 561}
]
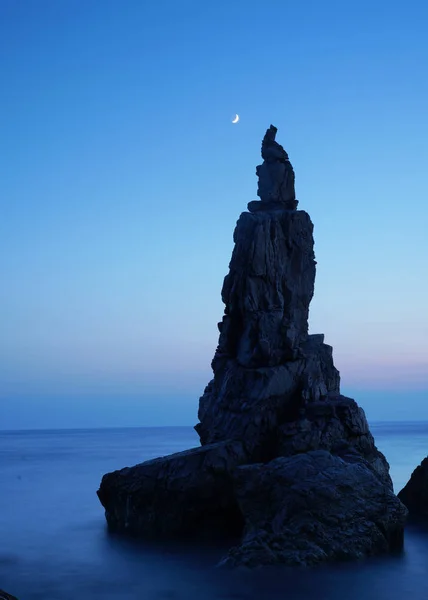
[{"left": 1, "top": 423, "right": 428, "bottom": 600}]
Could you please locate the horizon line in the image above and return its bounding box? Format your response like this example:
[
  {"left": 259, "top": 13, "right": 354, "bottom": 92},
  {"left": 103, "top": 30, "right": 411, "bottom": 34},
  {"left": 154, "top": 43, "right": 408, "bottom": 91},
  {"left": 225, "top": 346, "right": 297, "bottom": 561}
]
[{"left": 1, "top": 420, "right": 428, "bottom": 434}]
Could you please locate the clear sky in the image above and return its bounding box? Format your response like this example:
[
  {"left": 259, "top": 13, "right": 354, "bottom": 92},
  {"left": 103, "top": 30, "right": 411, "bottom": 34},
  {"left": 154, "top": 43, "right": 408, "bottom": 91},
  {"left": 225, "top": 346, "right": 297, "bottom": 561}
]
[{"left": 1, "top": 0, "right": 427, "bottom": 429}]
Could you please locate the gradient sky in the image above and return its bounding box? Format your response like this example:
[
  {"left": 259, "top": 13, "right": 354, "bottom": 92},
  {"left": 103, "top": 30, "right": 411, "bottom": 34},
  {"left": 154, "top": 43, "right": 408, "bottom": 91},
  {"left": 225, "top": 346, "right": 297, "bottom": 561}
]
[{"left": 1, "top": 0, "right": 427, "bottom": 429}]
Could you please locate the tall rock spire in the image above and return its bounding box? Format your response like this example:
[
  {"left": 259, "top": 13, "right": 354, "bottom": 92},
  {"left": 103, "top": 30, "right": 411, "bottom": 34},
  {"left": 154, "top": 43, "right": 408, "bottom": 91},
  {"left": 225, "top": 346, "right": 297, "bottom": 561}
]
[
  {"left": 195, "top": 126, "right": 337, "bottom": 454},
  {"left": 211, "top": 125, "right": 311, "bottom": 373}
]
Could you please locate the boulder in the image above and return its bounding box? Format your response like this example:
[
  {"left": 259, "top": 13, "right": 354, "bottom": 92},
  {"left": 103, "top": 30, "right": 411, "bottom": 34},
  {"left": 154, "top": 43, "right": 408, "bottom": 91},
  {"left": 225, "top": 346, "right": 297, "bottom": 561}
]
[
  {"left": 97, "top": 440, "right": 247, "bottom": 537},
  {"left": 220, "top": 451, "right": 406, "bottom": 568}
]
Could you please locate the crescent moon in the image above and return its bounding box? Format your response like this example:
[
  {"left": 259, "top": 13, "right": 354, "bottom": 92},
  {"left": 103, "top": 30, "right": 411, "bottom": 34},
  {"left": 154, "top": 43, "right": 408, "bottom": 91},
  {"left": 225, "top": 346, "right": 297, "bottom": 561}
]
[{"left": 232, "top": 114, "right": 239, "bottom": 124}]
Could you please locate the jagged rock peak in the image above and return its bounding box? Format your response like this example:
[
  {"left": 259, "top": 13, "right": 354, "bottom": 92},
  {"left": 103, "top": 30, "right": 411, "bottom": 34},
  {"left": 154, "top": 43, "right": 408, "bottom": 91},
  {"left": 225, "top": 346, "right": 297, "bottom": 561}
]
[
  {"left": 249, "top": 125, "right": 298, "bottom": 212},
  {"left": 261, "top": 124, "right": 289, "bottom": 162}
]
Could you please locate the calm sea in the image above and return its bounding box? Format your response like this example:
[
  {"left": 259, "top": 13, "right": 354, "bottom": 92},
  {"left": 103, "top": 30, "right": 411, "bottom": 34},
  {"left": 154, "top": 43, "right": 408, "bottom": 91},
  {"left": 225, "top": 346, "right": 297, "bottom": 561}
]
[{"left": 1, "top": 423, "right": 428, "bottom": 600}]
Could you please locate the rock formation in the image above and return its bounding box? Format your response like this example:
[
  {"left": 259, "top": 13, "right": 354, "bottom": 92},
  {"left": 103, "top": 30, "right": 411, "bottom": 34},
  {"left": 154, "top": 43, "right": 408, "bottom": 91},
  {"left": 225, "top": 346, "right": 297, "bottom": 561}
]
[
  {"left": 398, "top": 457, "right": 428, "bottom": 517},
  {"left": 97, "top": 125, "right": 407, "bottom": 567}
]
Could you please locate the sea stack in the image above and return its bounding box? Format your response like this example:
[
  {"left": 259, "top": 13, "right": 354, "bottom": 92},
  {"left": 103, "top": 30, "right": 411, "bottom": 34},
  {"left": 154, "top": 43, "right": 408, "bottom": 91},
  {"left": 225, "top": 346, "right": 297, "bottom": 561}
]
[{"left": 97, "top": 126, "right": 407, "bottom": 567}]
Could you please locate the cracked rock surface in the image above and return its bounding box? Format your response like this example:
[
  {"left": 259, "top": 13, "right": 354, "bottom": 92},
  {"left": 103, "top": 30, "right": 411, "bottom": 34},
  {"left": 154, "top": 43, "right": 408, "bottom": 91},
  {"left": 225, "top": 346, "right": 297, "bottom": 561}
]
[{"left": 220, "top": 451, "right": 407, "bottom": 568}]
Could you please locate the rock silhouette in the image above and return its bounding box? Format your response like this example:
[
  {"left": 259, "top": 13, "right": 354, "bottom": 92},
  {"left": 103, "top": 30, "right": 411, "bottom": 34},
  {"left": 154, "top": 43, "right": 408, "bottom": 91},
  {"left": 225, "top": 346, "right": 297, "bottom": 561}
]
[
  {"left": 252, "top": 124, "right": 298, "bottom": 211},
  {"left": 398, "top": 457, "right": 428, "bottom": 517},
  {"left": 97, "top": 126, "right": 407, "bottom": 567}
]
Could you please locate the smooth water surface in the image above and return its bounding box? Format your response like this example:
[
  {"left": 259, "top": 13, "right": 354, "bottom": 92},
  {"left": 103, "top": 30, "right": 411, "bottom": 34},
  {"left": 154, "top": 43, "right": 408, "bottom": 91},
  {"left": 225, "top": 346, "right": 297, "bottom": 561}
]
[{"left": 1, "top": 423, "right": 428, "bottom": 600}]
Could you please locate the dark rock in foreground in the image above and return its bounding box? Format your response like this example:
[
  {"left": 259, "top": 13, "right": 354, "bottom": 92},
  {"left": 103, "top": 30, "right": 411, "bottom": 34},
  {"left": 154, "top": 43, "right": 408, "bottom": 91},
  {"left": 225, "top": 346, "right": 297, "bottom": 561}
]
[
  {"left": 398, "top": 457, "right": 428, "bottom": 517},
  {"left": 220, "top": 451, "right": 406, "bottom": 568},
  {"left": 0, "top": 589, "right": 19, "bottom": 600},
  {"left": 97, "top": 125, "right": 407, "bottom": 567}
]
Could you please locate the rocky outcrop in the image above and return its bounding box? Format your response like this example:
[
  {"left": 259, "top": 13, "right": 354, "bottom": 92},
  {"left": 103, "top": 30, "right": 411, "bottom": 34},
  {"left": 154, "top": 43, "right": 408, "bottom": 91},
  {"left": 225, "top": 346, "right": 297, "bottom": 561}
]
[
  {"left": 398, "top": 457, "right": 428, "bottom": 517},
  {"left": 97, "top": 125, "right": 406, "bottom": 567}
]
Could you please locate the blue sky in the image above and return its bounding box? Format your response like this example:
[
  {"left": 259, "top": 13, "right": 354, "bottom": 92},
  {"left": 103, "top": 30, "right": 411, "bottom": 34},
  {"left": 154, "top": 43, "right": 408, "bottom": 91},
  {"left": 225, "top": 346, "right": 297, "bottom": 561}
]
[{"left": 1, "top": 0, "right": 427, "bottom": 429}]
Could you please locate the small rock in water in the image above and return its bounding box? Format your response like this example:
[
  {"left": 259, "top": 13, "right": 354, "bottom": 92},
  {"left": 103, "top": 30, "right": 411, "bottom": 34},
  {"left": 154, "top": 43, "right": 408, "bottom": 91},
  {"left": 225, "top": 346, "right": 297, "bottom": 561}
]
[{"left": 398, "top": 456, "right": 428, "bottom": 517}]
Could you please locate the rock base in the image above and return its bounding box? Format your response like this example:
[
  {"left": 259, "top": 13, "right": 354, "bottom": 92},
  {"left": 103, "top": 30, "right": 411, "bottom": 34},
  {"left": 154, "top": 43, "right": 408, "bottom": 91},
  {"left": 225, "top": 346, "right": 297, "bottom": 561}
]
[
  {"left": 97, "top": 330, "right": 406, "bottom": 567},
  {"left": 220, "top": 451, "right": 406, "bottom": 568}
]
